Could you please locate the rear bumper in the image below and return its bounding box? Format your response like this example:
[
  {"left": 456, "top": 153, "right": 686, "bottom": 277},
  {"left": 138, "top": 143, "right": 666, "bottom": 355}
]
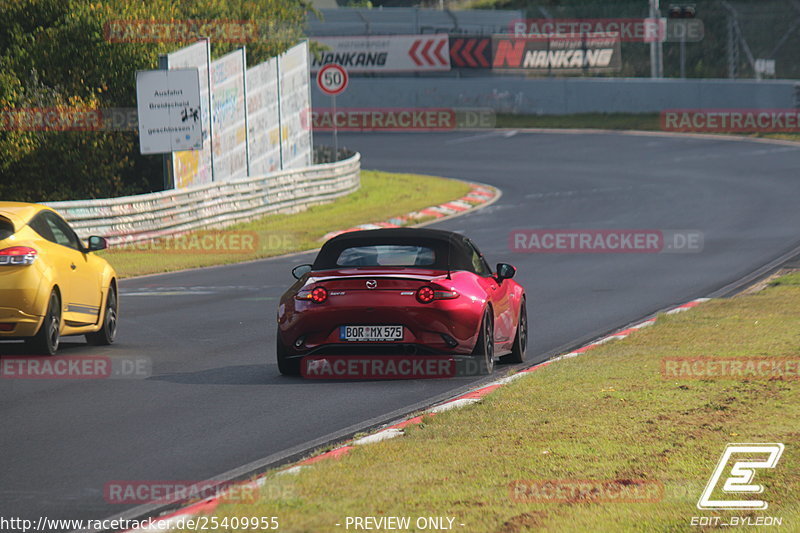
[
  {"left": 0, "top": 265, "right": 49, "bottom": 338},
  {"left": 0, "top": 307, "right": 43, "bottom": 337},
  {"left": 286, "top": 343, "right": 452, "bottom": 360},
  {"left": 278, "top": 297, "right": 483, "bottom": 357},
  {"left": 0, "top": 264, "right": 48, "bottom": 334}
]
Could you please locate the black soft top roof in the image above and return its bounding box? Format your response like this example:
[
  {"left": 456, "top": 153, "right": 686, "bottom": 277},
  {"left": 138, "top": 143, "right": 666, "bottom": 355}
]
[{"left": 312, "top": 228, "right": 475, "bottom": 271}]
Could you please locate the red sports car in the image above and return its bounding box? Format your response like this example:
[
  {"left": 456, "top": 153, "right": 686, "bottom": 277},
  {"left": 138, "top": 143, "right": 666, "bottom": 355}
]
[{"left": 275, "top": 228, "right": 527, "bottom": 376}]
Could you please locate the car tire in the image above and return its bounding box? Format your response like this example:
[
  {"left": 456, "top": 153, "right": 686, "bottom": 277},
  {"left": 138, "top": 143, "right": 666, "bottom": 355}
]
[
  {"left": 86, "top": 286, "right": 118, "bottom": 346},
  {"left": 276, "top": 335, "right": 300, "bottom": 376},
  {"left": 500, "top": 298, "right": 527, "bottom": 364},
  {"left": 26, "top": 290, "right": 61, "bottom": 355},
  {"left": 471, "top": 308, "right": 495, "bottom": 375}
]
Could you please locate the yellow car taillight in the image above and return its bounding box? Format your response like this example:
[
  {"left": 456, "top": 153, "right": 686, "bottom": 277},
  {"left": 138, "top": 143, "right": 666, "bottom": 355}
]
[{"left": 0, "top": 246, "right": 38, "bottom": 266}]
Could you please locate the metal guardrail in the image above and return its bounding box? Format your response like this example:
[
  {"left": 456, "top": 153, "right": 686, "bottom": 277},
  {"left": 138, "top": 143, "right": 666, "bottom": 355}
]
[
  {"left": 306, "top": 7, "right": 523, "bottom": 37},
  {"left": 46, "top": 153, "right": 361, "bottom": 244}
]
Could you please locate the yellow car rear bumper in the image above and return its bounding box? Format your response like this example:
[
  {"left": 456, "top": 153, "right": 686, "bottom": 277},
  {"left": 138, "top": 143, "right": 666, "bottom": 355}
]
[
  {"left": 0, "top": 306, "right": 43, "bottom": 337},
  {"left": 0, "top": 266, "right": 48, "bottom": 337}
]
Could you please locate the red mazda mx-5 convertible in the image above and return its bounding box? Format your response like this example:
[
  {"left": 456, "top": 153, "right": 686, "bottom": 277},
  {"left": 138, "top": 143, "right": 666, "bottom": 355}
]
[{"left": 275, "top": 228, "right": 527, "bottom": 376}]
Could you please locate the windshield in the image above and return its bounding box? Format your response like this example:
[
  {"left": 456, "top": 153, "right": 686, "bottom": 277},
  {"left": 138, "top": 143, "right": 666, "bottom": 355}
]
[{"left": 336, "top": 245, "right": 436, "bottom": 267}]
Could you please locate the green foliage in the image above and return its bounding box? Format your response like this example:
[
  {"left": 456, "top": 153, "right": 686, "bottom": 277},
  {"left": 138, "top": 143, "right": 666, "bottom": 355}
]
[
  {"left": 343, "top": 0, "right": 373, "bottom": 8},
  {"left": 0, "top": 0, "right": 309, "bottom": 202}
]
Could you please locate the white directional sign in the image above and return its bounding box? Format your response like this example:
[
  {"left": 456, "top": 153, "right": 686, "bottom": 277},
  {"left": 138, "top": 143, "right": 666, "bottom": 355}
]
[
  {"left": 316, "top": 64, "right": 349, "bottom": 96},
  {"left": 136, "top": 68, "right": 203, "bottom": 155}
]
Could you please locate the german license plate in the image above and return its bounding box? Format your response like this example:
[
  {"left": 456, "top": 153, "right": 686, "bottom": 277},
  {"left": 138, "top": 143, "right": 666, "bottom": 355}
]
[{"left": 340, "top": 325, "right": 404, "bottom": 342}]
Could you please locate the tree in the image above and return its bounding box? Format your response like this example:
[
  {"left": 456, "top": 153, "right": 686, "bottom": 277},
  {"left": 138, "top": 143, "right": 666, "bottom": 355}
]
[{"left": 0, "top": 0, "right": 309, "bottom": 202}]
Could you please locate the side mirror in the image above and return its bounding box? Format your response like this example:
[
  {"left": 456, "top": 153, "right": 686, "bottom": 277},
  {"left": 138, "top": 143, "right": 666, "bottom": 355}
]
[
  {"left": 292, "top": 264, "right": 313, "bottom": 279},
  {"left": 87, "top": 236, "right": 108, "bottom": 252},
  {"left": 496, "top": 263, "right": 516, "bottom": 282}
]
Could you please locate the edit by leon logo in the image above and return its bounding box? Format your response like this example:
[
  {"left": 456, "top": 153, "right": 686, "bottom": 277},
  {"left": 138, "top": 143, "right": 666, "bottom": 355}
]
[{"left": 697, "top": 443, "right": 785, "bottom": 510}]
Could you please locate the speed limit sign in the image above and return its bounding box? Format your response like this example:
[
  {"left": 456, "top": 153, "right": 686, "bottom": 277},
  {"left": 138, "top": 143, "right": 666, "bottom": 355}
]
[{"left": 316, "top": 64, "right": 348, "bottom": 96}]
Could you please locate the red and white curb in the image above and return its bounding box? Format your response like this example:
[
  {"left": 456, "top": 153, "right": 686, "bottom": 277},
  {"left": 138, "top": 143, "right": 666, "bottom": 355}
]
[
  {"left": 126, "top": 296, "right": 709, "bottom": 532},
  {"left": 321, "top": 184, "right": 497, "bottom": 241}
]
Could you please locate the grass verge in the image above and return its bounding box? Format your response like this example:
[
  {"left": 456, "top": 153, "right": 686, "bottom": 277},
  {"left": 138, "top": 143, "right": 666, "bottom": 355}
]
[
  {"left": 495, "top": 113, "right": 800, "bottom": 142},
  {"left": 195, "top": 272, "right": 800, "bottom": 532},
  {"left": 99, "top": 170, "right": 472, "bottom": 278}
]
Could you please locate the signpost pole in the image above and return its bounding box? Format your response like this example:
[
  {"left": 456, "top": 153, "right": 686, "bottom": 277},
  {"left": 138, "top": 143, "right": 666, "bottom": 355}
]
[
  {"left": 332, "top": 94, "right": 338, "bottom": 162},
  {"left": 650, "top": 0, "right": 664, "bottom": 78},
  {"left": 680, "top": 29, "right": 686, "bottom": 78},
  {"left": 205, "top": 38, "right": 214, "bottom": 182},
  {"left": 157, "top": 54, "right": 173, "bottom": 190}
]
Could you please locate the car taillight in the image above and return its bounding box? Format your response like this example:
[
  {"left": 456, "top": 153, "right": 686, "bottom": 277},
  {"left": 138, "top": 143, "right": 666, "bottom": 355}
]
[
  {"left": 297, "top": 286, "right": 329, "bottom": 303},
  {"left": 416, "top": 286, "right": 435, "bottom": 303},
  {"left": 310, "top": 286, "right": 328, "bottom": 303},
  {"left": 433, "top": 289, "right": 459, "bottom": 300},
  {"left": 417, "top": 286, "right": 459, "bottom": 303},
  {"left": 0, "top": 246, "right": 37, "bottom": 266}
]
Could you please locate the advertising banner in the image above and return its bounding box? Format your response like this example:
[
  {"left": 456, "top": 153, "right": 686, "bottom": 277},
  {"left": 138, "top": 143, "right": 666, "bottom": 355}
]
[
  {"left": 210, "top": 49, "right": 248, "bottom": 181},
  {"left": 166, "top": 41, "right": 213, "bottom": 188},
  {"left": 279, "top": 42, "right": 313, "bottom": 170},
  {"left": 246, "top": 58, "right": 281, "bottom": 175},
  {"left": 159, "top": 39, "right": 312, "bottom": 187},
  {"left": 492, "top": 33, "right": 622, "bottom": 73},
  {"left": 311, "top": 34, "right": 450, "bottom": 73},
  {"left": 449, "top": 37, "right": 492, "bottom": 68}
]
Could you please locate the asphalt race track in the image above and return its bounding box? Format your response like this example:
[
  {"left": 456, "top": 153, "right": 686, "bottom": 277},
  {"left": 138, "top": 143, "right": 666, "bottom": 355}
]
[{"left": 2, "top": 131, "right": 800, "bottom": 527}]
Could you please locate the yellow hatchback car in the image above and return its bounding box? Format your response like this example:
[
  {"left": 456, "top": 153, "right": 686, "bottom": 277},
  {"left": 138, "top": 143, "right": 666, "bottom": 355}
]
[{"left": 0, "top": 202, "right": 118, "bottom": 354}]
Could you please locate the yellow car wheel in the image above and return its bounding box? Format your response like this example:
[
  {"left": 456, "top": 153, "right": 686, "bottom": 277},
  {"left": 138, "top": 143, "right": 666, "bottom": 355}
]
[
  {"left": 25, "top": 289, "right": 60, "bottom": 355},
  {"left": 86, "top": 286, "right": 118, "bottom": 346}
]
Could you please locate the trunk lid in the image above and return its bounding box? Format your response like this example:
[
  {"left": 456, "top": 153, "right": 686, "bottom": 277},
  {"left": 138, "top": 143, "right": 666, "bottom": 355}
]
[{"left": 308, "top": 268, "right": 449, "bottom": 291}]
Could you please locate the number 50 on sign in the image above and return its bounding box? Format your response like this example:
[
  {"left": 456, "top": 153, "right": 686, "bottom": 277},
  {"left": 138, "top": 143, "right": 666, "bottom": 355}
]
[{"left": 316, "top": 64, "right": 348, "bottom": 96}]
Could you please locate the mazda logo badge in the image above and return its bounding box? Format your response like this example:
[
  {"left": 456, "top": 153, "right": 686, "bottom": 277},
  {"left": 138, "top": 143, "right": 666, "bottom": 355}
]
[{"left": 366, "top": 279, "right": 377, "bottom": 289}]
